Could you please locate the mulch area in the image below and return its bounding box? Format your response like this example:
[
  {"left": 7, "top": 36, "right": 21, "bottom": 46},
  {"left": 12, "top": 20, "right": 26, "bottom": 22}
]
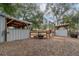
[{"left": 0, "top": 37, "right": 79, "bottom": 56}]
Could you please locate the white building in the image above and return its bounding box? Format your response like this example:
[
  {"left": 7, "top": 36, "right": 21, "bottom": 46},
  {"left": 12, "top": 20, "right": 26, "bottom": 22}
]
[{"left": 0, "top": 14, "right": 32, "bottom": 43}]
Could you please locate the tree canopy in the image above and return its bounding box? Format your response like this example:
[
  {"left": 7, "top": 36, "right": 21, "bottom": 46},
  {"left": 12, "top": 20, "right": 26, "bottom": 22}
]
[{"left": 0, "top": 3, "right": 79, "bottom": 31}]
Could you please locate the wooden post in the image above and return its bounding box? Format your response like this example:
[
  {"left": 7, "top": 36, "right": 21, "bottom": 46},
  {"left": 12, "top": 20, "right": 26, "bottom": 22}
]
[
  {"left": 53, "top": 23, "right": 55, "bottom": 37},
  {"left": 29, "top": 24, "right": 32, "bottom": 39},
  {"left": 5, "top": 18, "right": 7, "bottom": 42},
  {"left": 49, "top": 21, "right": 50, "bottom": 39},
  {"left": 46, "top": 31, "right": 47, "bottom": 39}
]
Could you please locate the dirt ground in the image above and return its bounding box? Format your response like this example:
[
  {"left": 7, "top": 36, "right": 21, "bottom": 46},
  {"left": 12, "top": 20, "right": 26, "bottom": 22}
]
[{"left": 0, "top": 36, "right": 79, "bottom": 56}]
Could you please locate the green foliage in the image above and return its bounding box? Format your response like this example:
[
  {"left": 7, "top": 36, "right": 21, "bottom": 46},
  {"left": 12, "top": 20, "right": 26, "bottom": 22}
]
[
  {"left": 46, "top": 3, "right": 78, "bottom": 32},
  {"left": 0, "top": 3, "right": 44, "bottom": 29},
  {"left": 46, "top": 3, "right": 76, "bottom": 24},
  {"left": 63, "top": 12, "right": 79, "bottom": 32},
  {"left": 0, "top": 3, "right": 78, "bottom": 31},
  {"left": 0, "top": 3, "right": 17, "bottom": 16},
  {"left": 13, "top": 4, "right": 44, "bottom": 29}
]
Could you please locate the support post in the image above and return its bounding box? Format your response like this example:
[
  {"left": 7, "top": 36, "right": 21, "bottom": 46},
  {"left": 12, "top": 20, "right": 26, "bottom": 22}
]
[{"left": 5, "top": 18, "right": 7, "bottom": 42}]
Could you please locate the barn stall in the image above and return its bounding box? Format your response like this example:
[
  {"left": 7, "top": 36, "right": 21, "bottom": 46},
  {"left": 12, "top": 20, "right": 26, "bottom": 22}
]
[{"left": 0, "top": 14, "right": 31, "bottom": 43}]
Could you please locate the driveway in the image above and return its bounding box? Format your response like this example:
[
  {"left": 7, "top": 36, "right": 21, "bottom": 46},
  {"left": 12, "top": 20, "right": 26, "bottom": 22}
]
[{"left": 0, "top": 37, "right": 79, "bottom": 56}]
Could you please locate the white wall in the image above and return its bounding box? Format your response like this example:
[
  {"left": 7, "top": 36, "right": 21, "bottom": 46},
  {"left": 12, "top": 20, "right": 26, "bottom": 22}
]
[
  {"left": 7, "top": 29, "right": 30, "bottom": 41},
  {"left": 55, "top": 27, "right": 68, "bottom": 37},
  {"left": 0, "top": 16, "right": 5, "bottom": 43},
  {"left": 78, "top": 35, "right": 79, "bottom": 39},
  {"left": 0, "top": 15, "right": 31, "bottom": 43}
]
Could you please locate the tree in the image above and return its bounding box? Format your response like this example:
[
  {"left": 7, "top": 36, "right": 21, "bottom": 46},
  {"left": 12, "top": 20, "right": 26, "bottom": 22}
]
[
  {"left": 0, "top": 3, "right": 17, "bottom": 16},
  {"left": 15, "top": 3, "right": 44, "bottom": 29},
  {"left": 63, "top": 10, "right": 79, "bottom": 32},
  {"left": 46, "top": 3, "right": 76, "bottom": 25},
  {"left": 0, "top": 3, "right": 44, "bottom": 29}
]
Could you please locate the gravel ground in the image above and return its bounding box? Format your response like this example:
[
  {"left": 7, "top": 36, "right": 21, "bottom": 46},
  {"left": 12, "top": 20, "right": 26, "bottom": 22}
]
[{"left": 0, "top": 37, "right": 79, "bottom": 56}]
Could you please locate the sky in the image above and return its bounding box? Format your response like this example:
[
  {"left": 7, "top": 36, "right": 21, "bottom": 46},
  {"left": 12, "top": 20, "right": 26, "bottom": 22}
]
[{"left": 40, "top": 3, "right": 47, "bottom": 12}]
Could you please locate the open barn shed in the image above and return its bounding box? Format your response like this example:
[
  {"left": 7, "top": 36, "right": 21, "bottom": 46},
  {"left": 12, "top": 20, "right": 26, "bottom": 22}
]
[
  {"left": 0, "top": 14, "right": 32, "bottom": 43},
  {"left": 55, "top": 23, "right": 69, "bottom": 37}
]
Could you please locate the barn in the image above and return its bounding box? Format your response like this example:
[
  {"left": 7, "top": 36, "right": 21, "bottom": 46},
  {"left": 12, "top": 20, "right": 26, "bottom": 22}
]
[
  {"left": 55, "top": 23, "right": 69, "bottom": 37},
  {"left": 0, "top": 14, "right": 32, "bottom": 43}
]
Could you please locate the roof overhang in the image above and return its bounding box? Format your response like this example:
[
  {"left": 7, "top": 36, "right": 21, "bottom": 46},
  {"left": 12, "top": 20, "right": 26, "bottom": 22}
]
[
  {"left": 0, "top": 14, "right": 32, "bottom": 28},
  {"left": 55, "top": 23, "right": 69, "bottom": 28}
]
